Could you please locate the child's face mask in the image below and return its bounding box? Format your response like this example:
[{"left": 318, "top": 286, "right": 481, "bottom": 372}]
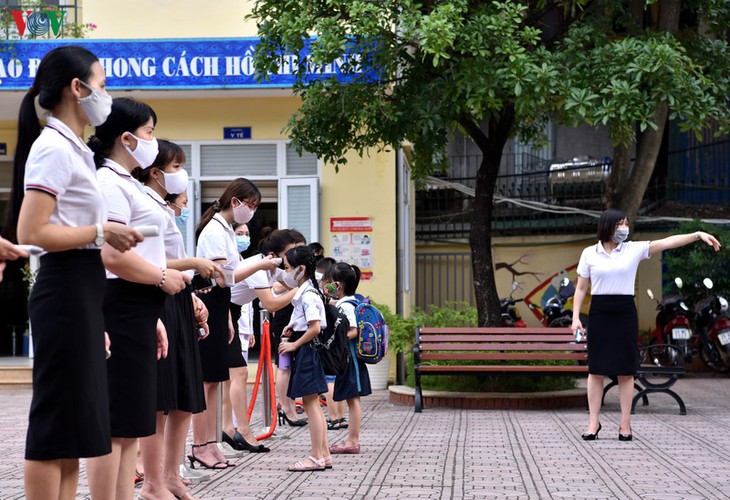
[{"left": 324, "top": 281, "right": 340, "bottom": 297}]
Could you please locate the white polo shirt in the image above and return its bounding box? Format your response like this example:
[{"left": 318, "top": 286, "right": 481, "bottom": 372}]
[
  {"left": 24, "top": 117, "right": 106, "bottom": 249},
  {"left": 97, "top": 159, "right": 167, "bottom": 278},
  {"left": 336, "top": 295, "right": 358, "bottom": 328},
  {"left": 143, "top": 186, "right": 186, "bottom": 260},
  {"left": 230, "top": 254, "right": 272, "bottom": 306},
  {"left": 577, "top": 240, "right": 651, "bottom": 295},
  {"left": 196, "top": 213, "right": 239, "bottom": 268},
  {"left": 287, "top": 281, "right": 327, "bottom": 332}
]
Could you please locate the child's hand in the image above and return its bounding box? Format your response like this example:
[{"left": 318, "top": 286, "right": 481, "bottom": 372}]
[
  {"left": 282, "top": 326, "right": 293, "bottom": 338},
  {"left": 278, "top": 341, "right": 297, "bottom": 353}
]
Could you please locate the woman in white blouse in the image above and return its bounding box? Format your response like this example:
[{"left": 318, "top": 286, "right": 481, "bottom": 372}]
[
  {"left": 85, "top": 98, "right": 189, "bottom": 499},
  {"left": 572, "top": 209, "right": 720, "bottom": 442},
  {"left": 8, "top": 47, "right": 141, "bottom": 500}
]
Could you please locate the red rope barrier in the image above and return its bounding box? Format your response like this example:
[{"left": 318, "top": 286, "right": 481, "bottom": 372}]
[{"left": 247, "top": 318, "right": 278, "bottom": 440}]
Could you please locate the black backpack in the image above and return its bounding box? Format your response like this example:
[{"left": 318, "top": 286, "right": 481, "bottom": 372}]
[{"left": 306, "top": 290, "right": 351, "bottom": 376}]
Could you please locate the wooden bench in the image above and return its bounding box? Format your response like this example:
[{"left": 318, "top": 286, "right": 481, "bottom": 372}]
[
  {"left": 413, "top": 328, "right": 687, "bottom": 414},
  {"left": 413, "top": 327, "right": 587, "bottom": 412}
]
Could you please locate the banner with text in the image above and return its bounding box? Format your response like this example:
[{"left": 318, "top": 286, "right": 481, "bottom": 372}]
[{"left": 0, "top": 38, "right": 366, "bottom": 90}]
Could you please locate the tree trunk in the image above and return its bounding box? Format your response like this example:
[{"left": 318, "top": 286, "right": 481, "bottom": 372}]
[
  {"left": 618, "top": 103, "right": 669, "bottom": 223},
  {"left": 604, "top": 142, "right": 631, "bottom": 208},
  {"left": 617, "top": 0, "right": 679, "bottom": 224},
  {"left": 461, "top": 108, "right": 515, "bottom": 327}
]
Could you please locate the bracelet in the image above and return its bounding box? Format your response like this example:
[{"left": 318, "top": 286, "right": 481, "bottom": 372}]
[{"left": 157, "top": 268, "right": 166, "bottom": 288}]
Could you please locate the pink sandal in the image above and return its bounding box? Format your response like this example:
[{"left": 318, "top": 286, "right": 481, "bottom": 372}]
[
  {"left": 288, "top": 456, "right": 326, "bottom": 472},
  {"left": 323, "top": 455, "right": 333, "bottom": 469},
  {"left": 329, "top": 442, "right": 360, "bottom": 454}
]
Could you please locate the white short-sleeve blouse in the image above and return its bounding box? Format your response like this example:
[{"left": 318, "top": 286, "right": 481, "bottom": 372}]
[
  {"left": 576, "top": 240, "right": 651, "bottom": 295},
  {"left": 287, "top": 281, "right": 327, "bottom": 332}
]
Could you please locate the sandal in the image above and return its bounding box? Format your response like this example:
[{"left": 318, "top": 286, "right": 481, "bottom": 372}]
[
  {"left": 328, "top": 418, "right": 349, "bottom": 430},
  {"left": 323, "top": 455, "right": 333, "bottom": 469},
  {"left": 134, "top": 470, "right": 144, "bottom": 484},
  {"left": 186, "top": 443, "right": 228, "bottom": 470},
  {"left": 288, "top": 455, "right": 326, "bottom": 472}
]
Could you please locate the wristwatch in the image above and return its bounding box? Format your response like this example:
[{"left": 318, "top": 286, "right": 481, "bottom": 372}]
[{"left": 94, "top": 223, "right": 105, "bottom": 247}]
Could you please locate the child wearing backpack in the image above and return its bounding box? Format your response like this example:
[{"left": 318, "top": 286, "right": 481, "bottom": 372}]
[
  {"left": 278, "top": 245, "right": 331, "bottom": 471},
  {"left": 329, "top": 262, "right": 372, "bottom": 454}
]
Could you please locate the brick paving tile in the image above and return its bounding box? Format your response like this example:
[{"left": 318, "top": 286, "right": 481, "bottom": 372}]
[{"left": 3, "top": 374, "right": 730, "bottom": 498}]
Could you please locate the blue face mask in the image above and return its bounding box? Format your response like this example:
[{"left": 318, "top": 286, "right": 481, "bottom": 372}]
[
  {"left": 175, "top": 207, "right": 190, "bottom": 229},
  {"left": 236, "top": 235, "right": 250, "bottom": 253}
]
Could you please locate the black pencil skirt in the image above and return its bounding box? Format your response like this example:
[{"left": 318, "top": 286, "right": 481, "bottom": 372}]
[
  {"left": 587, "top": 295, "right": 640, "bottom": 377},
  {"left": 157, "top": 285, "right": 206, "bottom": 414},
  {"left": 25, "top": 250, "right": 111, "bottom": 460},
  {"left": 105, "top": 279, "right": 166, "bottom": 438},
  {"left": 197, "top": 285, "right": 232, "bottom": 382}
]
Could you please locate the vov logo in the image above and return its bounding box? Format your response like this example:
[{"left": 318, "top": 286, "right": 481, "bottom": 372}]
[{"left": 9, "top": 9, "right": 66, "bottom": 38}]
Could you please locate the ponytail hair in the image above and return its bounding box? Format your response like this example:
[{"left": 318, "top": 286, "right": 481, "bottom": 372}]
[
  {"left": 3, "top": 46, "right": 98, "bottom": 242},
  {"left": 195, "top": 178, "right": 261, "bottom": 241},
  {"left": 87, "top": 97, "right": 157, "bottom": 170},
  {"left": 284, "top": 245, "right": 321, "bottom": 298},
  {"left": 331, "top": 262, "right": 361, "bottom": 296}
]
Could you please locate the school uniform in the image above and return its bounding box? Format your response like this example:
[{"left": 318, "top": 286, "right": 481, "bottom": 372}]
[
  {"left": 98, "top": 159, "right": 167, "bottom": 438},
  {"left": 333, "top": 296, "right": 372, "bottom": 401},
  {"left": 577, "top": 240, "right": 651, "bottom": 376},
  {"left": 23, "top": 117, "right": 110, "bottom": 460},
  {"left": 231, "top": 254, "right": 273, "bottom": 362},
  {"left": 145, "top": 186, "right": 205, "bottom": 415},
  {"left": 196, "top": 213, "right": 240, "bottom": 381},
  {"left": 286, "top": 282, "right": 328, "bottom": 398}
]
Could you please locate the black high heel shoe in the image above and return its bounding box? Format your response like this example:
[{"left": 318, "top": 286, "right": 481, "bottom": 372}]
[
  {"left": 187, "top": 443, "right": 228, "bottom": 470},
  {"left": 618, "top": 427, "right": 633, "bottom": 441},
  {"left": 221, "top": 431, "right": 236, "bottom": 448},
  {"left": 234, "top": 431, "right": 270, "bottom": 452},
  {"left": 581, "top": 423, "right": 602, "bottom": 441},
  {"left": 278, "top": 409, "right": 308, "bottom": 427}
]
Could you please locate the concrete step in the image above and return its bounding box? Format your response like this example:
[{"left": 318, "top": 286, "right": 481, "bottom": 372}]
[{"left": 0, "top": 365, "right": 33, "bottom": 389}]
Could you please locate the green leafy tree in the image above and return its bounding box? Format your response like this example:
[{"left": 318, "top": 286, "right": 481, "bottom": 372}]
[{"left": 248, "top": 0, "right": 730, "bottom": 326}]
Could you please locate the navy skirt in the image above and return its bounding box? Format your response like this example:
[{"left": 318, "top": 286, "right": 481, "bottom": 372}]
[
  {"left": 25, "top": 250, "right": 110, "bottom": 460},
  {"left": 334, "top": 342, "right": 372, "bottom": 401},
  {"left": 287, "top": 339, "right": 328, "bottom": 399},
  {"left": 587, "top": 295, "right": 639, "bottom": 376}
]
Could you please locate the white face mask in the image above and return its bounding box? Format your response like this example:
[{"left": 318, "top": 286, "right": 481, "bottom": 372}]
[
  {"left": 124, "top": 133, "right": 159, "bottom": 168},
  {"left": 613, "top": 226, "right": 629, "bottom": 244},
  {"left": 283, "top": 267, "right": 303, "bottom": 288},
  {"left": 233, "top": 199, "right": 255, "bottom": 224},
  {"left": 78, "top": 80, "right": 112, "bottom": 127},
  {"left": 160, "top": 169, "right": 188, "bottom": 195}
]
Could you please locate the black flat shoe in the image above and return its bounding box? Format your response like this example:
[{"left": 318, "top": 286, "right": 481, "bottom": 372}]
[
  {"left": 234, "top": 431, "right": 270, "bottom": 453},
  {"left": 581, "top": 423, "right": 602, "bottom": 441},
  {"left": 278, "top": 409, "right": 308, "bottom": 427}
]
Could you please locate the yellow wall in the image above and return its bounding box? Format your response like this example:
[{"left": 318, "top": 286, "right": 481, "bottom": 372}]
[
  {"left": 84, "top": 1, "right": 258, "bottom": 39},
  {"left": 416, "top": 232, "right": 664, "bottom": 331}
]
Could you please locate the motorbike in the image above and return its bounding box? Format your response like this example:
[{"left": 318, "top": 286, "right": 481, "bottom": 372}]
[
  {"left": 501, "top": 281, "right": 526, "bottom": 327},
  {"left": 528, "top": 277, "right": 587, "bottom": 328},
  {"left": 694, "top": 278, "right": 730, "bottom": 373},
  {"left": 646, "top": 277, "right": 693, "bottom": 366}
]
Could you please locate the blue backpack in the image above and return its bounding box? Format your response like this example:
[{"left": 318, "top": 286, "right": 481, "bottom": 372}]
[{"left": 343, "top": 298, "right": 388, "bottom": 364}]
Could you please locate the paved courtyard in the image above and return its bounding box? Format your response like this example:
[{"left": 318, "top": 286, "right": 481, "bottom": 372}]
[{"left": 2, "top": 374, "right": 730, "bottom": 499}]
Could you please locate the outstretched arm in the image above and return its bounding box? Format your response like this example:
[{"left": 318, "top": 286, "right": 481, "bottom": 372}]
[{"left": 649, "top": 231, "right": 721, "bottom": 257}]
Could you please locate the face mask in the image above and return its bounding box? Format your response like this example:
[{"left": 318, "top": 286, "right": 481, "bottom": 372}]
[
  {"left": 78, "top": 80, "right": 112, "bottom": 127},
  {"left": 613, "top": 226, "right": 629, "bottom": 244},
  {"left": 236, "top": 235, "right": 250, "bottom": 253},
  {"left": 283, "top": 267, "right": 303, "bottom": 289},
  {"left": 160, "top": 169, "right": 188, "bottom": 195},
  {"left": 315, "top": 271, "right": 324, "bottom": 283},
  {"left": 325, "top": 282, "right": 339, "bottom": 296},
  {"left": 233, "top": 199, "right": 255, "bottom": 224},
  {"left": 125, "top": 133, "right": 159, "bottom": 168},
  {"left": 175, "top": 207, "right": 190, "bottom": 229}
]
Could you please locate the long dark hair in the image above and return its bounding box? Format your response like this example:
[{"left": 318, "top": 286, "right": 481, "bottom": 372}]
[
  {"left": 133, "top": 139, "right": 186, "bottom": 187},
  {"left": 195, "top": 178, "right": 261, "bottom": 241},
  {"left": 3, "top": 46, "right": 98, "bottom": 242},
  {"left": 285, "top": 245, "right": 321, "bottom": 298},
  {"left": 87, "top": 97, "right": 157, "bottom": 169}
]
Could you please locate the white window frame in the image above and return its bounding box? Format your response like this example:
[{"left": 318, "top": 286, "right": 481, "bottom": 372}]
[{"left": 278, "top": 177, "right": 320, "bottom": 243}]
